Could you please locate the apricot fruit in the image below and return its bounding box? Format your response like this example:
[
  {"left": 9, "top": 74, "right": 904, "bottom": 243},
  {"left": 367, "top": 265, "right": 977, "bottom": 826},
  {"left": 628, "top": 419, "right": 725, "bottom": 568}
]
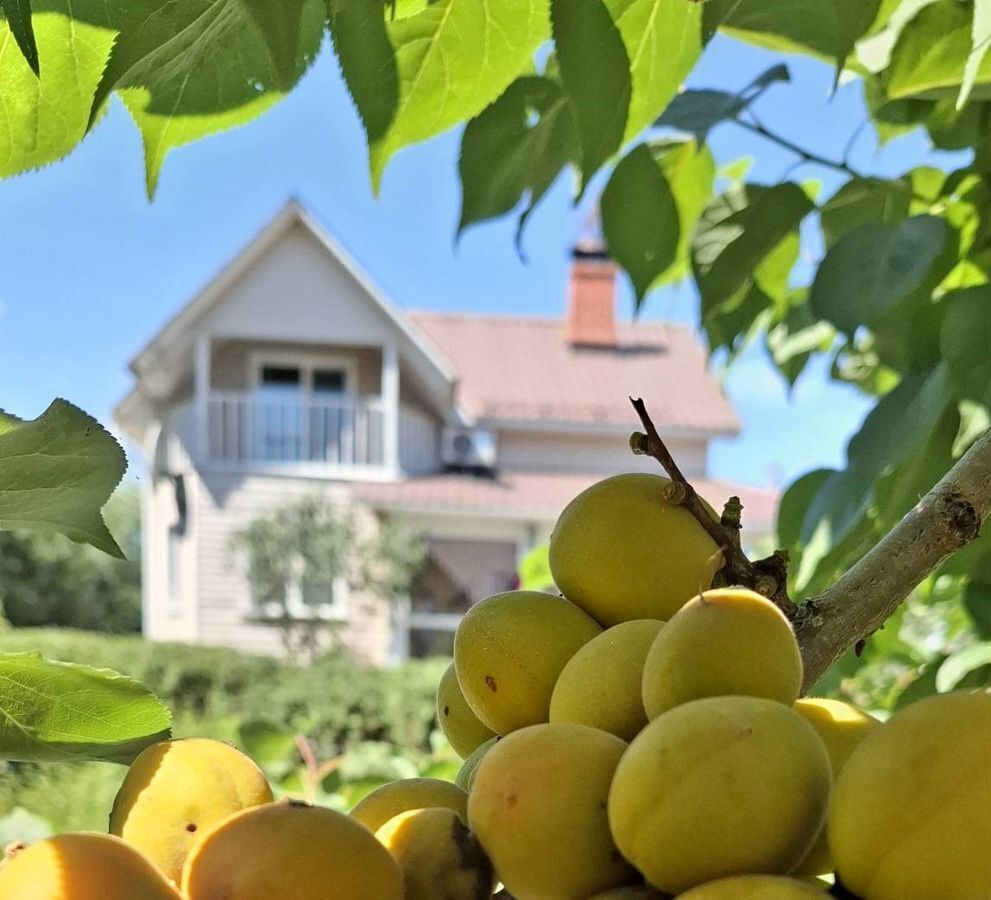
[
  {"left": 792, "top": 697, "right": 879, "bottom": 876},
  {"left": 375, "top": 807, "right": 494, "bottom": 900},
  {"left": 456, "top": 736, "right": 498, "bottom": 791},
  {"left": 550, "top": 619, "right": 665, "bottom": 740},
  {"left": 109, "top": 737, "right": 273, "bottom": 884},
  {"left": 828, "top": 690, "right": 991, "bottom": 900},
  {"left": 454, "top": 590, "right": 602, "bottom": 734},
  {"left": 641, "top": 587, "right": 802, "bottom": 719},
  {"left": 437, "top": 662, "right": 497, "bottom": 758},
  {"left": 608, "top": 695, "right": 831, "bottom": 895},
  {"left": 468, "top": 722, "right": 638, "bottom": 899},
  {"left": 350, "top": 777, "right": 468, "bottom": 832},
  {"left": 548, "top": 473, "right": 721, "bottom": 625},
  {"left": 585, "top": 888, "right": 667, "bottom": 899},
  {"left": 182, "top": 798, "right": 403, "bottom": 899},
  {"left": 0, "top": 833, "right": 182, "bottom": 899},
  {"left": 675, "top": 875, "right": 827, "bottom": 897}
]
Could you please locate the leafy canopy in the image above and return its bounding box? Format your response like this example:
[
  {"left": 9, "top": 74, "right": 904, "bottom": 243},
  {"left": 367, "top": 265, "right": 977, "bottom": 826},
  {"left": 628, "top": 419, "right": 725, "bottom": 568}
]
[{"left": 2, "top": 0, "right": 991, "bottom": 712}]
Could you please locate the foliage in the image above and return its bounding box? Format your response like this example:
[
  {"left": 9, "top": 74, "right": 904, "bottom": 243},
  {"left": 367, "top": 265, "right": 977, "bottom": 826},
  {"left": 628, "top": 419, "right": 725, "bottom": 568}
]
[
  {"left": 2, "top": 0, "right": 991, "bottom": 760},
  {"left": 0, "top": 400, "right": 126, "bottom": 558},
  {"left": 0, "top": 486, "right": 141, "bottom": 632},
  {"left": 230, "top": 496, "right": 425, "bottom": 659},
  {"left": 0, "top": 629, "right": 448, "bottom": 831}
]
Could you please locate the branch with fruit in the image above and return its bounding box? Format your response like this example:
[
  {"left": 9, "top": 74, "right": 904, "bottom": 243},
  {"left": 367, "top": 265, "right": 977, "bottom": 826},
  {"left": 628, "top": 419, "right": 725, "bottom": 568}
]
[{"left": 630, "top": 398, "right": 991, "bottom": 692}]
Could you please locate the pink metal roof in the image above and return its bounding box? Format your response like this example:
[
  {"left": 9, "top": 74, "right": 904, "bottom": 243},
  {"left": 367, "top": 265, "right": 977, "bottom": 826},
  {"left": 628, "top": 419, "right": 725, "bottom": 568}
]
[
  {"left": 354, "top": 471, "right": 778, "bottom": 533},
  {"left": 408, "top": 313, "right": 740, "bottom": 434}
]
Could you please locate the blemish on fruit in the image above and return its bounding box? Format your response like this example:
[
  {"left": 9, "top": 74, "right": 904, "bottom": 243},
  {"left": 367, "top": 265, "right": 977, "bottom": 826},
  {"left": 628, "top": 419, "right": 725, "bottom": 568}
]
[
  {"left": 186, "top": 824, "right": 198, "bottom": 833},
  {"left": 485, "top": 675, "right": 498, "bottom": 692}
]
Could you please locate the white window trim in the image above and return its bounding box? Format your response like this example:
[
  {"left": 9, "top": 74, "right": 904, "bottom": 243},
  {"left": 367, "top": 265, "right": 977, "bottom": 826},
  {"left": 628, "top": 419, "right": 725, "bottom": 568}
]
[
  {"left": 236, "top": 551, "right": 351, "bottom": 624},
  {"left": 248, "top": 350, "right": 359, "bottom": 399}
]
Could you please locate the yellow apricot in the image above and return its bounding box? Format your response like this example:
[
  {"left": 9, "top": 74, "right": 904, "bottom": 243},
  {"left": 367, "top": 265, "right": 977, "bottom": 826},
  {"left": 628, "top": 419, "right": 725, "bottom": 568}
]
[
  {"left": 549, "top": 473, "right": 721, "bottom": 625},
  {"left": 641, "top": 587, "right": 802, "bottom": 719},
  {"left": 584, "top": 888, "right": 667, "bottom": 899},
  {"left": 468, "top": 722, "right": 638, "bottom": 899},
  {"left": 350, "top": 777, "right": 468, "bottom": 832},
  {"left": 375, "top": 807, "right": 494, "bottom": 900},
  {"left": 550, "top": 619, "right": 664, "bottom": 741},
  {"left": 437, "top": 662, "right": 497, "bottom": 758},
  {"left": 608, "top": 696, "right": 831, "bottom": 895},
  {"left": 0, "top": 833, "right": 182, "bottom": 899},
  {"left": 182, "top": 799, "right": 403, "bottom": 900},
  {"left": 792, "top": 698, "right": 879, "bottom": 876},
  {"left": 454, "top": 590, "right": 602, "bottom": 734},
  {"left": 675, "top": 875, "right": 828, "bottom": 898},
  {"left": 109, "top": 737, "right": 272, "bottom": 884},
  {"left": 455, "top": 736, "right": 498, "bottom": 791},
  {"left": 828, "top": 691, "right": 991, "bottom": 900}
]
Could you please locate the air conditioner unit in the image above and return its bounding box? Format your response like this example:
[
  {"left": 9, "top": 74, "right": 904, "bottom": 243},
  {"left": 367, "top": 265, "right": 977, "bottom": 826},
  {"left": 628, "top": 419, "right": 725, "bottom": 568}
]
[{"left": 441, "top": 427, "right": 497, "bottom": 470}]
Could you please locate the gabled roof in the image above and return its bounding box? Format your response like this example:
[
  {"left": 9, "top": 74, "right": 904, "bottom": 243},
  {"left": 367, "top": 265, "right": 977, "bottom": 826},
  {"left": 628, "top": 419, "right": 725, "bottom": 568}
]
[
  {"left": 410, "top": 313, "right": 739, "bottom": 436},
  {"left": 128, "top": 200, "right": 457, "bottom": 386}
]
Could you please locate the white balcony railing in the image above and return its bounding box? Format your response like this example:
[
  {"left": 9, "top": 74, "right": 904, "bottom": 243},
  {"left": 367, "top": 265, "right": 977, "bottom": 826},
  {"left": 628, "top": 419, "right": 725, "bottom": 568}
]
[{"left": 207, "top": 391, "right": 386, "bottom": 469}]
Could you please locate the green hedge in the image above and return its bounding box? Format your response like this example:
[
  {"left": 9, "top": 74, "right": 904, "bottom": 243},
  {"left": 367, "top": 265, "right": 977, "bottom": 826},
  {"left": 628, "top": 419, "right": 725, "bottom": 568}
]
[{"left": 0, "top": 629, "right": 446, "bottom": 756}]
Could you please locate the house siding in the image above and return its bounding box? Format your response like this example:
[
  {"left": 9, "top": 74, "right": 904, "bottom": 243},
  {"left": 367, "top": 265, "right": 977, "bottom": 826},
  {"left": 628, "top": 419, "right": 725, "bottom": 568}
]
[{"left": 190, "top": 471, "right": 395, "bottom": 664}]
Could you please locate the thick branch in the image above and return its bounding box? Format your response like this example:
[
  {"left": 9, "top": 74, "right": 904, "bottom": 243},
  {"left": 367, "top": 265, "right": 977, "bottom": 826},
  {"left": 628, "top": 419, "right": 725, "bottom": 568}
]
[{"left": 795, "top": 428, "right": 991, "bottom": 692}]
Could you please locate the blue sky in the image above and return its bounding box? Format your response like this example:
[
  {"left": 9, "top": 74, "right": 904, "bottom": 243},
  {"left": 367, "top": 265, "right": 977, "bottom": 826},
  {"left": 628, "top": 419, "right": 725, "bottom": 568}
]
[{"left": 0, "top": 31, "right": 962, "bottom": 491}]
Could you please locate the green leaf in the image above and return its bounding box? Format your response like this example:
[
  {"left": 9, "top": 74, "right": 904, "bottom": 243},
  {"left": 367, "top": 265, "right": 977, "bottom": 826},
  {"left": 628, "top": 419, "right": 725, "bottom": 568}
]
[
  {"left": 328, "top": 0, "right": 399, "bottom": 143},
  {"left": 940, "top": 285, "right": 991, "bottom": 407},
  {"left": 935, "top": 642, "right": 991, "bottom": 691},
  {"left": 656, "top": 64, "right": 790, "bottom": 143},
  {"left": 694, "top": 183, "right": 811, "bottom": 304},
  {"left": 0, "top": 652, "right": 171, "bottom": 763},
  {"left": 371, "top": 0, "right": 550, "bottom": 189},
  {"left": 650, "top": 138, "right": 715, "bottom": 285},
  {"left": 601, "top": 144, "right": 680, "bottom": 302},
  {"left": 776, "top": 468, "right": 832, "bottom": 550},
  {"left": 552, "top": 0, "right": 631, "bottom": 188},
  {"left": 703, "top": 0, "right": 881, "bottom": 74},
  {"left": 766, "top": 303, "right": 835, "bottom": 388},
  {"left": 92, "top": 0, "right": 326, "bottom": 196},
  {"left": 0, "top": 399, "right": 127, "bottom": 557},
  {"left": 241, "top": 0, "right": 311, "bottom": 89},
  {"left": 885, "top": 0, "right": 991, "bottom": 102},
  {"left": 238, "top": 719, "right": 299, "bottom": 765},
  {"left": 809, "top": 216, "right": 948, "bottom": 336},
  {"left": 458, "top": 76, "right": 578, "bottom": 237},
  {"left": 0, "top": 1, "right": 119, "bottom": 179},
  {"left": 964, "top": 579, "right": 991, "bottom": 638},
  {"left": 959, "top": 0, "right": 991, "bottom": 109},
  {"left": 819, "top": 178, "right": 912, "bottom": 247},
  {"left": 1, "top": 0, "right": 39, "bottom": 74},
  {"left": 518, "top": 543, "right": 554, "bottom": 591},
  {"left": 693, "top": 182, "right": 812, "bottom": 351},
  {"left": 605, "top": 0, "right": 701, "bottom": 141},
  {"left": 800, "top": 365, "right": 952, "bottom": 549}
]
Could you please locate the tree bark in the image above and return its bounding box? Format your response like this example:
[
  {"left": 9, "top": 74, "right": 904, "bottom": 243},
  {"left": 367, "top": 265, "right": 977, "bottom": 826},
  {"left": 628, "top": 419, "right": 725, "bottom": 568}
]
[{"left": 795, "top": 428, "right": 991, "bottom": 692}]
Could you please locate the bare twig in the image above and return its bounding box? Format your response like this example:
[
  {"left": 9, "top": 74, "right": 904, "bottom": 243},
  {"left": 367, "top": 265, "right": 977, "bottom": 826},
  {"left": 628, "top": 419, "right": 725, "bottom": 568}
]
[
  {"left": 629, "top": 397, "right": 795, "bottom": 615},
  {"left": 795, "top": 428, "right": 991, "bottom": 692}
]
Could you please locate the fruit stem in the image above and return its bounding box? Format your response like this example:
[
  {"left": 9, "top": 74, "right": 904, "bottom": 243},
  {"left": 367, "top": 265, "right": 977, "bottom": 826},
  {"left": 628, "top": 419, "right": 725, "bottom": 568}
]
[{"left": 629, "top": 397, "right": 796, "bottom": 618}]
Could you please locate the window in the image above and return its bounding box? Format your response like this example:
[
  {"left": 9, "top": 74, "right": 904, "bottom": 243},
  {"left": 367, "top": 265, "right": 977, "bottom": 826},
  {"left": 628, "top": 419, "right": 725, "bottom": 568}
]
[
  {"left": 245, "top": 554, "right": 349, "bottom": 622},
  {"left": 251, "top": 356, "right": 354, "bottom": 463}
]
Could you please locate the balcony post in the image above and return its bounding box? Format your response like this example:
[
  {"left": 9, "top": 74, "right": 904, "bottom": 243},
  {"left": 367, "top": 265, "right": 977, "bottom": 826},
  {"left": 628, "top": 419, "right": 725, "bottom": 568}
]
[
  {"left": 194, "top": 335, "right": 211, "bottom": 462},
  {"left": 382, "top": 342, "right": 400, "bottom": 476}
]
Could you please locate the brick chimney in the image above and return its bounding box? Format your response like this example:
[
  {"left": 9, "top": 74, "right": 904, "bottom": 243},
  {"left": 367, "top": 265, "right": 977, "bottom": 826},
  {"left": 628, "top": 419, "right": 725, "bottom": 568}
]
[{"left": 566, "top": 241, "right": 617, "bottom": 347}]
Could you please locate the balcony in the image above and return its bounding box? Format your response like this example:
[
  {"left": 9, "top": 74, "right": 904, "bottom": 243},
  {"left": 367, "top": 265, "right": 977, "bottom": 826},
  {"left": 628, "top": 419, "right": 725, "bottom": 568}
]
[{"left": 205, "top": 391, "right": 388, "bottom": 474}]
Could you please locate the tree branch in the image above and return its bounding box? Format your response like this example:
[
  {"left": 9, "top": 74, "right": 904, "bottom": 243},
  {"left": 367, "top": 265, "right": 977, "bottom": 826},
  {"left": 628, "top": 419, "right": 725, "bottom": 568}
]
[
  {"left": 629, "top": 397, "right": 795, "bottom": 615},
  {"left": 795, "top": 428, "right": 991, "bottom": 692}
]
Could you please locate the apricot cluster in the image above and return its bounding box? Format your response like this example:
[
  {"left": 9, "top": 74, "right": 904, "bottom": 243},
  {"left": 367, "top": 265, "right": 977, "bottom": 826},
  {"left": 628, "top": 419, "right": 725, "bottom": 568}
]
[{"left": 0, "top": 472, "right": 987, "bottom": 900}]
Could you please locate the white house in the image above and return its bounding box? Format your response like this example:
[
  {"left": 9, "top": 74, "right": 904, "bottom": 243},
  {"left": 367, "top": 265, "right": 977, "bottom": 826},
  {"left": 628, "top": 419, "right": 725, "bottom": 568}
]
[{"left": 115, "top": 202, "right": 776, "bottom": 665}]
